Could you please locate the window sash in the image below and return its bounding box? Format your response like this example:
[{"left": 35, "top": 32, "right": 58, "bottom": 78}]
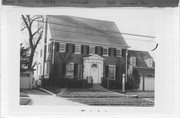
[
  {"left": 103, "top": 48, "right": 108, "bottom": 56},
  {"left": 89, "top": 46, "right": 95, "bottom": 55},
  {"left": 108, "top": 65, "right": 116, "bottom": 80},
  {"left": 75, "top": 45, "right": 81, "bottom": 54},
  {"left": 45, "top": 62, "right": 50, "bottom": 75},
  {"left": 59, "top": 43, "right": 66, "bottom": 52},
  {"left": 130, "top": 57, "right": 136, "bottom": 66},
  {"left": 78, "top": 65, "right": 83, "bottom": 79},
  {"left": 66, "top": 63, "right": 74, "bottom": 79},
  {"left": 116, "top": 49, "right": 122, "bottom": 57}
]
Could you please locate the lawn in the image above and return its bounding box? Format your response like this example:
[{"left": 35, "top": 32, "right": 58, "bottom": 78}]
[
  {"left": 67, "top": 97, "right": 154, "bottom": 106},
  {"left": 54, "top": 88, "right": 154, "bottom": 106},
  {"left": 110, "top": 89, "right": 154, "bottom": 98}
]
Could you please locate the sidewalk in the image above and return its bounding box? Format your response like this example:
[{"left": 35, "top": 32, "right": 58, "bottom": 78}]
[{"left": 22, "top": 88, "right": 86, "bottom": 106}]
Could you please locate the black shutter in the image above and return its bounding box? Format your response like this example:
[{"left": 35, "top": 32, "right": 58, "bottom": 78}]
[
  {"left": 72, "top": 44, "right": 75, "bottom": 53},
  {"left": 114, "top": 48, "right": 117, "bottom": 57},
  {"left": 115, "top": 66, "right": 119, "bottom": 80},
  {"left": 66, "top": 44, "right": 69, "bottom": 53},
  {"left": 81, "top": 45, "right": 84, "bottom": 54},
  {"left": 105, "top": 65, "right": 109, "bottom": 77},
  {"left": 55, "top": 42, "right": 59, "bottom": 52},
  {"left": 122, "top": 49, "right": 127, "bottom": 57},
  {"left": 108, "top": 48, "right": 111, "bottom": 57},
  {"left": 95, "top": 46, "right": 98, "bottom": 54},
  {"left": 87, "top": 46, "right": 89, "bottom": 55},
  {"left": 100, "top": 47, "right": 103, "bottom": 56},
  {"left": 74, "top": 64, "right": 78, "bottom": 79}
]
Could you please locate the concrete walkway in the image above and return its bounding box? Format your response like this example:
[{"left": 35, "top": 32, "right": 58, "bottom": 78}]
[{"left": 22, "top": 89, "right": 86, "bottom": 106}]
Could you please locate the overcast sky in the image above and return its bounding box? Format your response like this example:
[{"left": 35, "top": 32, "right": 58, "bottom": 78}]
[{"left": 22, "top": 8, "right": 159, "bottom": 57}]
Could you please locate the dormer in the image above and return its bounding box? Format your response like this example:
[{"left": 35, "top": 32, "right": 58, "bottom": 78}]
[
  {"left": 145, "top": 58, "right": 153, "bottom": 68},
  {"left": 130, "top": 56, "right": 136, "bottom": 67}
]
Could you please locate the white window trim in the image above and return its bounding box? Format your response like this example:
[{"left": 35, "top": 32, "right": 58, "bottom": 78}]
[
  {"left": 75, "top": 44, "right": 81, "bottom": 54},
  {"left": 89, "top": 46, "right": 95, "bottom": 55},
  {"left": 108, "top": 65, "right": 116, "bottom": 80},
  {"left": 116, "top": 49, "right": 122, "bottom": 57},
  {"left": 66, "top": 62, "right": 74, "bottom": 79},
  {"left": 148, "top": 58, "right": 153, "bottom": 67},
  {"left": 103, "top": 48, "right": 108, "bottom": 56},
  {"left": 45, "top": 62, "right": 50, "bottom": 75},
  {"left": 130, "top": 56, "right": 136, "bottom": 67},
  {"left": 59, "top": 43, "right": 66, "bottom": 52}
]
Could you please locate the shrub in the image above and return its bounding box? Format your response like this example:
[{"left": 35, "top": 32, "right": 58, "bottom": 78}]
[{"left": 65, "top": 79, "right": 86, "bottom": 88}]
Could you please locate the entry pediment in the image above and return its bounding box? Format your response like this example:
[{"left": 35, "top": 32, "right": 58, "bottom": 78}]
[{"left": 83, "top": 54, "right": 104, "bottom": 60}]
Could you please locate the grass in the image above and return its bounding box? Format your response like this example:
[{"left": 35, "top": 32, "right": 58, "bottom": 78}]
[
  {"left": 67, "top": 97, "right": 154, "bottom": 106},
  {"left": 54, "top": 88, "right": 154, "bottom": 106},
  {"left": 110, "top": 89, "right": 154, "bottom": 98}
]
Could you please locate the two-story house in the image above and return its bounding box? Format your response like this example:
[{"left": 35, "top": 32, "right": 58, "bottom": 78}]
[
  {"left": 37, "top": 15, "right": 130, "bottom": 87},
  {"left": 128, "top": 50, "right": 155, "bottom": 91}
]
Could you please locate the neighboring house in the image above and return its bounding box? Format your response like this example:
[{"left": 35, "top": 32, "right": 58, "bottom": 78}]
[
  {"left": 36, "top": 15, "right": 130, "bottom": 86},
  {"left": 128, "top": 50, "right": 155, "bottom": 91}
]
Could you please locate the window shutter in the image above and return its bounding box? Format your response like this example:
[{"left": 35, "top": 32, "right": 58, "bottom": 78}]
[
  {"left": 105, "top": 65, "right": 109, "bottom": 77},
  {"left": 81, "top": 45, "right": 84, "bottom": 54},
  {"left": 72, "top": 44, "right": 75, "bottom": 53},
  {"left": 108, "top": 48, "right": 111, "bottom": 57},
  {"left": 55, "top": 42, "right": 59, "bottom": 52},
  {"left": 100, "top": 47, "right": 103, "bottom": 56},
  {"left": 115, "top": 66, "right": 119, "bottom": 79},
  {"left": 95, "top": 46, "right": 98, "bottom": 54},
  {"left": 66, "top": 44, "right": 69, "bottom": 53},
  {"left": 86, "top": 46, "right": 89, "bottom": 55},
  {"left": 74, "top": 63, "right": 78, "bottom": 79},
  {"left": 114, "top": 48, "right": 117, "bottom": 57},
  {"left": 122, "top": 49, "right": 126, "bottom": 57}
]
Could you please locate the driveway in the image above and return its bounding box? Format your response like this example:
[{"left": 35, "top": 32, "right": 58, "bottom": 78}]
[{"left": 21, "top": 89, "right": 86, "bottom": 106}]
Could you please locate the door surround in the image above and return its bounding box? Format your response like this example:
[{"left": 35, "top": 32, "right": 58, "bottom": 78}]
[{"left": 83, "top": 54, "right": 104, "bottom": 84}]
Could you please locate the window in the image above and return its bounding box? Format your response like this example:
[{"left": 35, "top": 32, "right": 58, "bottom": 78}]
[
  {"left": 89, "top": 46, "right": 95, "bottom": 55},
  {"left": 59, "top": 43, "right": 66, "bottom": 52},
  {"left": 78, "top": 65, "right": 83, "bottom": 79},
  {"left": 66, "top": 63, "right": 74, "bottom": 79},
  {"left": 116, "top": 49, "right": 122, "bottom": 57},
  {"left": 45, "top": 62, "right": 50, "bottom": 75},
  {"left": 147, "top": 58, "right": 153, "bottom": 67},
  {"left": 130, "top": 57, "right": 136, "bottom": 66},
  {"left": 75, "top": 45, "right": 81, "bottom": 54},
  {"left": 108, "top": 65, "right": 116, "bottom": 80},
  {"left": 103, "top": 48, "right": 108, "bottom": 56}
]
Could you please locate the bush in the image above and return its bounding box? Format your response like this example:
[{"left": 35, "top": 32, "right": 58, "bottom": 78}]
[
  {"left": 101, "top": 77, "right": 122, "bottom": 89},
  {"left": 65, "top": 79, "right": 86, "bottom": 88}
]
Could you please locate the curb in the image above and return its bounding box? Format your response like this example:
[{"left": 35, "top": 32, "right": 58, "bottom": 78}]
[{"left": 37, "top": 87, "right": 57, "bottom": 96}]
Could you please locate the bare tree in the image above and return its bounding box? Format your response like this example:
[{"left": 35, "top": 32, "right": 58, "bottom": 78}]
[{"left": 21, "top": 15, "right": 44, "bottom": 70}]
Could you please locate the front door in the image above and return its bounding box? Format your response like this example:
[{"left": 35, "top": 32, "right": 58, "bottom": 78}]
[{"left": 90, "top": 64, "right": 100, "bottom": 83}]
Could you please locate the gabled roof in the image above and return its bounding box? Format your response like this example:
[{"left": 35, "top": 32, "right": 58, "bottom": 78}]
[
  {"left": 47, "top": 15, "right": 130, "bottom": 48},
  {"left": 128, "top": 50, "right": 155, "bottom": 68}
]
